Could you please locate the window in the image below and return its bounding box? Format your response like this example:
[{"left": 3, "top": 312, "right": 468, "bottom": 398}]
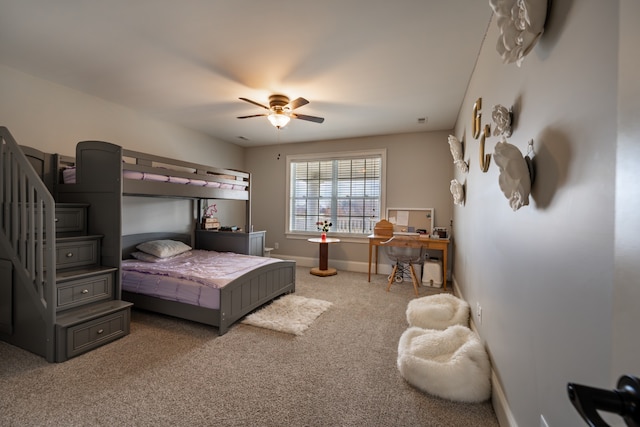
[{"left": 286, "top": 150, "right": 386, "bottom": 237}]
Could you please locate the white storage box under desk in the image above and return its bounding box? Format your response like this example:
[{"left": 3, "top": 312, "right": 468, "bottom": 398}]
[{"left": 422, "top": 259, "right": 443, "bottom": 287}]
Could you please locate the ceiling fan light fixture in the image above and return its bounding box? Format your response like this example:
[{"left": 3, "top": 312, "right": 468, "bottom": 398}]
[
  {"left": 267, "top": 111, "right": 291, "bottom": 129},
  {"left": 238, "top": 95, "right": 323, "bottom": 127}
]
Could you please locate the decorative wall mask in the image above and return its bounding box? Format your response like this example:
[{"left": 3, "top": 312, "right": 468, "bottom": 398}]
[
  {"left": 489, "top": 0, "right": 549, "bottom": 66},
  {"left": 448, "top": 135, "right": 468, "bottom": 173},
  {"left": 493, "top": 138, "right": 532, "bottom": 211},
  {"left": 450, "top": 179, "right": 465, "bottom": 206},
  {"left": 492, "top": 104, "right": 513, "bottom": 137}
]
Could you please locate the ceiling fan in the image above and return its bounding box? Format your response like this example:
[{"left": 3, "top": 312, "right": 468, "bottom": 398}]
[{"left": 237, "top": 94, "right": 325, "bottom": 129}]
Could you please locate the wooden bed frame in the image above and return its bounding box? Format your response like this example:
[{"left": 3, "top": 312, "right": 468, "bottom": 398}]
[
  {"left": 121, "top": 233, "right": 295, "bottom": 335},
  {"left": 56, "top": 140, "right": 250, "bottom": 200},
  {"left": 55, "top": 140, "right": 254, "bottom": 289},
  {"left": 52, "top": 140, "right": 296, "bottom": 335},
  {"left": 1, "top": 132, "right": 292, "bottom": 362}
]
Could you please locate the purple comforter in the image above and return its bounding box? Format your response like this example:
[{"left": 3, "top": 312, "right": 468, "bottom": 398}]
[{"left": 122, "top": 250, "right": 279, "bottom": 289}]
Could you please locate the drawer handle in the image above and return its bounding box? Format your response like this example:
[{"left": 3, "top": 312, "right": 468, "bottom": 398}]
[
  {"left": 81, "top": 289, "right": 89, "bottom": 294},
  {"left": 97, "top": 329, "right": 104, "bottom": 334},
  {"left": 66, "top": 252, "right": 74, "bottom": 258},
  {"left": 55, "top": 218, "right": 59, "bottom": 223}
]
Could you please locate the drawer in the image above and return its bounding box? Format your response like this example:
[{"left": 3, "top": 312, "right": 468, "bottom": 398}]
[
  {"left": 57, "top": 272, "right": 113, "bottom": 310},
  {"left": 64, "top": 308, "right": 130, "bottom": 359},
  {"left": 54, "top": 238, "right": 99, "bottom": 269},
  {"left": 28, "top": 204, "right": 87, "bottom": 235},
  {"left": 55, "top": 206, "right": 86, "bottom": 234}
]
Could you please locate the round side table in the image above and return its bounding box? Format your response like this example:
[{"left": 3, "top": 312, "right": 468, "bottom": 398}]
[{"left": 307, "top": 237, "right": 340, "bottom": 276}]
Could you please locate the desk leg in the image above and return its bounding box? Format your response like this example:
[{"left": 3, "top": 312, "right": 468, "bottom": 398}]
[
  {"left": 375, "top": 246, "right": 379, "bottom": 274},
  {"left": 368, "top": 243, "right": 372, "bottom": 282},
  {"left": 310, "top": 242, "right": 337, "bottom": 277},
  {"left": 442, "top": 247, "right": 448, "bottom": 291}
]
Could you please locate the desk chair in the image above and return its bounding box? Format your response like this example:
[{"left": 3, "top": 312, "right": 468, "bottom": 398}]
[{"left": 382, "top": 236, "right": 424, "bottom": 297}]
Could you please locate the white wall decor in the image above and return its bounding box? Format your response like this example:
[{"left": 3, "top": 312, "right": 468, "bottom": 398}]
[
  {"left": 450, "top": 179, "right": 465, "bottom": 206},
  {"left": 492, "top": 104, "right": 513, "bottom": 137},
  {"left": 493, "top": 138, "right": 532, "bottom": 211},
  {"left": 489, "top": 0, "right": 548, "bottom": 66},
  {"left": 448, "top": 135, "right": 469, "bottom": 173}
]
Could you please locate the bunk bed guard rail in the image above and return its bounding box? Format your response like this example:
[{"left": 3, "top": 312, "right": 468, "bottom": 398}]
[{"left": 0, "top": 127, "right": 56, "bottom": 351}]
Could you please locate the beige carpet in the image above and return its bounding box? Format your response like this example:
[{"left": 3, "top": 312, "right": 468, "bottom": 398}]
[
  {"left": 241, "top": 295, "right": 332, "bottom": 335},
  {"left": 0, "top": 267, "right": 499, "bottom": 427}
]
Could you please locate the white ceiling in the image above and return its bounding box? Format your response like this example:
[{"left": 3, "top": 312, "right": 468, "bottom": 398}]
[{"left": 0, "top": 1, "right": 493, "bottom": 147}]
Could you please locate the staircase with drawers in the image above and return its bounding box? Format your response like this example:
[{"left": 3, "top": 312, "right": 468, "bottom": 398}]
[
  {"left": 0, "top": 127, "right": 132, "bottom": 362},
  {"left": 51, "top": 203, "right": 132, "bottom": 362}
]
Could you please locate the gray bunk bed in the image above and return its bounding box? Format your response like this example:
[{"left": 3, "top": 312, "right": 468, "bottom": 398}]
[{"left": 56, "top": 140, "right": 296, "bottom": 335}]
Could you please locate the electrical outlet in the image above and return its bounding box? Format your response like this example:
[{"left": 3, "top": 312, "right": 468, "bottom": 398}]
[
  {"left": 476, "top": 302, "right": 482, "bottom": 324},
  {"left": 274, "top": 242, "right": 279, "bottom": 250}
]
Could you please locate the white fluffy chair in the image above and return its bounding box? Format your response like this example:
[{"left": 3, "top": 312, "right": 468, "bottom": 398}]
[
  {"left": 406, "top": 293, "right": 470, "bottom": 330},
  {"left": 397, "top": 325, "right": 491, "bottom": 402}
]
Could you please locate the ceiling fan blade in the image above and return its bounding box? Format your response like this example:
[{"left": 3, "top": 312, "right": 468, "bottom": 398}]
[
  {"left": 239, "top": 97, "right": 269, "bottom": 110},
  {"left": 237, "top": 114, "right": 267, "bottom": 119},
  {"left": 291, "top": 113, "right": 325, "bottom": 123},
  {"left": 286, "top": 97, "right": 309, "bottom": 110}
]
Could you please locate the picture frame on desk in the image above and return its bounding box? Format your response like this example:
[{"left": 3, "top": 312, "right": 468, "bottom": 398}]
[
  {"left": 432, "top": 227, "right": 449, "bottom": 239},
  {"left": 386, "top": 208, "right": 434, "bottom": 235}
]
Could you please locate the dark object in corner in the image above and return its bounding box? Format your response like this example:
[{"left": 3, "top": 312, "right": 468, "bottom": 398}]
[{"left": 567, "top": 375, "right": 640, "bottom": 426}]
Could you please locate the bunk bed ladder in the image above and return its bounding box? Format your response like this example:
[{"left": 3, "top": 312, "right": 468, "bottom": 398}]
[{"left": 0, "top": 126, "right": 56, "bottom": 362}]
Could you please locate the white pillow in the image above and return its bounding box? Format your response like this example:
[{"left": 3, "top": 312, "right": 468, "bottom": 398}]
[{"left": 136, "top": 239, "right": 192, "bottom": 258}]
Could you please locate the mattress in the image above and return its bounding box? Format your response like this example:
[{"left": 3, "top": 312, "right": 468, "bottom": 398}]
[
  {"left": 121, "top": 250, "right": 280, "bottom": 309},
  {"left": 122, "top": 270, "right": 221, "bottom": 309},
  {"left": 62, "top": 166, "right": 245, "bottom": 190}
]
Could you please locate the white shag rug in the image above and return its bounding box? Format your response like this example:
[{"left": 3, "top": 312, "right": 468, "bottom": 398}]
[{"left": 241, "top": 295, "right": 333, "bottom": 336}]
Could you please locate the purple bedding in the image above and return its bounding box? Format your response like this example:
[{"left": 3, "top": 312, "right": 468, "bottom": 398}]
[{"left": 121, "top": 250, "right": 280, "bottom": 309}]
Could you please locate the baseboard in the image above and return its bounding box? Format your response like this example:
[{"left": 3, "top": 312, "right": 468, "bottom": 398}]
[
  {"left": 273, "top": 254, "right": 451, "bottom": 281},
  {"left": 270, "top": 254, "right": 394, "bottom": 276},
  {"left": 452, "top": 275, "right": 517, "bottom": 427},
  {"left": 491, "top": 371, "right": 518, "bottom": 427}
]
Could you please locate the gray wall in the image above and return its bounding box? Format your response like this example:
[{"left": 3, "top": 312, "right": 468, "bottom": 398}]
[
  {"left": 614, "top": 0, "right": 640, "bottom": 397},
  {"left": 450, "top": 1, "right": 638, "bottom": 426},
  {"left": 0, "top": 65, "right": 246, "bottom": 233},
  {"left": 245, "top": 131, "right": 453, "bottom": 272}
]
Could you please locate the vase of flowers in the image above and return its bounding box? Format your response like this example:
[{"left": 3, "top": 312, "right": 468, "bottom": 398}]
[{"left": 316, "top": 220, "right": 332, "bottom": 241}]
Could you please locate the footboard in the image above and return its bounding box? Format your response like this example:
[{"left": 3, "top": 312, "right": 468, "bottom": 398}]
[{"left": 218, "top": 260, "right": 296, "bottom": 335}]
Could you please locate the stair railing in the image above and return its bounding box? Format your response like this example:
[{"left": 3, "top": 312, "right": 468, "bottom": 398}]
[{"left": 0, "top": 127, "right": 56, "bottom": 361}]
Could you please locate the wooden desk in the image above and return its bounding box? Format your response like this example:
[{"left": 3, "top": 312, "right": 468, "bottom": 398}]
[
  {"left": 308, "top": 237, "right": 340, "bottom": 277},
  {"left": 368, "top": 234, "right": 450, "bottom": 290}
]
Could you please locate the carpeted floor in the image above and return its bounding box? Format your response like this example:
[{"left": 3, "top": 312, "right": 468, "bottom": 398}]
[{"left": 0, "top": 267, "right": 499, "bottom": 427}]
